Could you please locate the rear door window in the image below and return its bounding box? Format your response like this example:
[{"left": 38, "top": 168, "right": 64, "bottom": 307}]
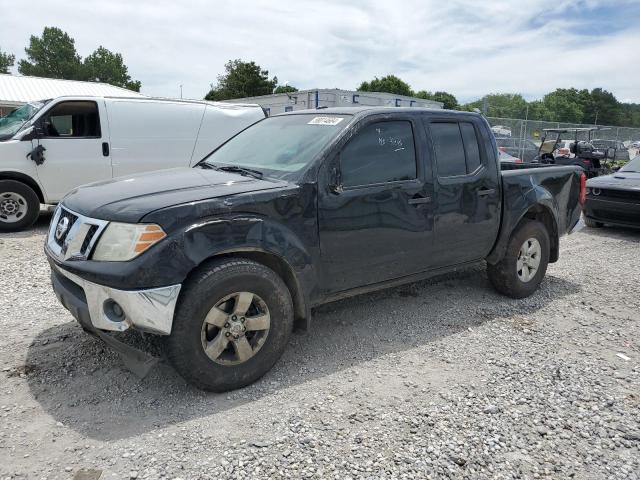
[
  {"left": 340, "top": 121, "right": 417, "bottom": 187},
  {"left": 431, "top": 121, "right": 483, "bottom": 177}
]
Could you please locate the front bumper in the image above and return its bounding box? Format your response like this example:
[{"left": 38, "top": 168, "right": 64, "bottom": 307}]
[
  {"left": 583, "top": 197, "right": 640, "bottom": 228},
  {"left": 51, "top": 265, "right": 181, "bottom": 335}
]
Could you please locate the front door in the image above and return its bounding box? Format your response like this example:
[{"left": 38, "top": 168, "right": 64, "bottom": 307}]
[
  {"left": 33, "top": 99, "right": 111, "bottom": 202},
  {"left": 426, "top": 119, "right": 501, "bottom": 267},
  {"left": 318, "top": 117, "right": 434, "bottom": 293}
]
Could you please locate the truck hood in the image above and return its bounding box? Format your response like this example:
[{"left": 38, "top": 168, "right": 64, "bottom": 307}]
[
  {"left": 587, "top": 171, "right": 640, "bottom": 190},
  {"left": 62, "top": 167, "right": 287, "bottom": 222}
]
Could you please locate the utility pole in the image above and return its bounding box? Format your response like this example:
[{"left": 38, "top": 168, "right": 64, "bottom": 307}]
[
  {"left": 594, "top": 110, "right": 598, "bottom": 126},
  {"left": 180, "top": 84, "right": 183, "bottom": 99}
]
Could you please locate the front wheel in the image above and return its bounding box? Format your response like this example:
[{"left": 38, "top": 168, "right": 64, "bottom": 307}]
[
  {"left": 487, "top": 220, "right": 550, "bottom": 299},
  {"left": 166, "top": 258, "right": 294, "bottom": 392},
  {"left": 0, "top": 180, "right": 40, "bottom": 232}
]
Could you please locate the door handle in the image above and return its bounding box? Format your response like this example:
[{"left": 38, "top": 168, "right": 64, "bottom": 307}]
[
  {"left": 477, "top": 188, "right": 496, "bottom": 197},
  {"left": 102, "top": 142, "right": 109, "bottom": 157},
  {"left": 408, "top": 195, "right": 431, "bottom": 205}
]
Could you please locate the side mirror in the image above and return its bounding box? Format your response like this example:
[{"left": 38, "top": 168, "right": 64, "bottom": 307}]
[
  {"left": 18, "top": 124, "right": 43, "bottom": 141},
  {"left": 328, "top": 165, "right": 343, "bottom": 194}
]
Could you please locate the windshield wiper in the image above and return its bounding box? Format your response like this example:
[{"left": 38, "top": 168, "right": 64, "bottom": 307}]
[{"left": 210, "top": 164, "right": 263, "bottom": 179}]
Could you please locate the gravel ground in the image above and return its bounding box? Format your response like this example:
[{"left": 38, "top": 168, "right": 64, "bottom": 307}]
[{"left": 0, "top": 213, "right": 639, "bottom": 480}]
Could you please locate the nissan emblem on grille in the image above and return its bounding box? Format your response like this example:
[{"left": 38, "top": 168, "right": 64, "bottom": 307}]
[{"left": 55, "top": 216, "right": 71, "bottom": 241}]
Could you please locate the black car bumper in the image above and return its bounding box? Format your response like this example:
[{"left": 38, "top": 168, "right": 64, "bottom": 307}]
[{"left": 583, "top": 197, "right": 640, "bottom": 228}]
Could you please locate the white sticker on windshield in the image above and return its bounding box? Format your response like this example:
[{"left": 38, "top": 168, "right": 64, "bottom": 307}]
[{"left": 308, "top": 116, "right": 344, "bottom": 126}]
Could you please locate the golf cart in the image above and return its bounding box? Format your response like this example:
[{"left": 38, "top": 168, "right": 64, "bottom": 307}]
[{"left": 535, "top": 127, "right": 616, "bottom": 178}]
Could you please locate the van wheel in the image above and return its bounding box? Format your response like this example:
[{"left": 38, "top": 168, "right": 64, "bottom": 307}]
[
  {"left": 583, "top": 217, "right": 603, "bottom": 228},
  {"left": 166, "top": 258, "right": 293, "bottom": 392},
  {"left": 0, "top": 180, "right": 40, "bottom": 232},
  {"left": 487, "top": 220, "right": 550, "bottom": 299}
]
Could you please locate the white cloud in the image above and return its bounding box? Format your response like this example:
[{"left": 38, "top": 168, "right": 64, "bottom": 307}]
[{"left": 1, "top": 0, "right": 638, "bottom": 102}]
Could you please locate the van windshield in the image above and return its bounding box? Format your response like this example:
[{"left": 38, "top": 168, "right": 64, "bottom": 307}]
[
  {"left": 200, "top": 114, "right": 350, "bottom": 178},
  {"left": 0, "top": 101, "right": 46, "bottom": 141}
]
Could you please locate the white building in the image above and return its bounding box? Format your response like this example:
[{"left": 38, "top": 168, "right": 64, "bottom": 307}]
[
  {"left": 224, "top": 88, "right": 443, "bottom": 115},
  {"left": 0, "top": 74, "right": 144, "bottom": 116}
]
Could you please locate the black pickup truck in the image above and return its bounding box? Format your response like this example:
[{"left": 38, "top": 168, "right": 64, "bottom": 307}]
[{"left": 45, "top": 108, "right": 585, "bottom": 391}]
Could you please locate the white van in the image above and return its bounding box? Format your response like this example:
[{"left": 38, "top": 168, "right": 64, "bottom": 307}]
[{"left": 0, "top": 96, "right": 265, "bottom": 231}]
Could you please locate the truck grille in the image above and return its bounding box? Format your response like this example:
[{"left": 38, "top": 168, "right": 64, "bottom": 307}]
[
  {"left": 594, "top": 189, "right": 640, "bottom": 203},
  {"left": 53, "top": 209, "right": 79, "bottom": 247},
  {"left": 47, "top": 206, "right": 109, "bottom": 261}
]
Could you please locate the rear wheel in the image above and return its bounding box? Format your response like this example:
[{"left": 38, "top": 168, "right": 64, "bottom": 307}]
[
  {"left": 0, "top": 180, "right": 40, "bottom": 232},
  {"left": 583, "top": 216, "right": 603, "bottom": 228},
  {"left": 166, "top": 258, "right": 293, "bottom": 392},
  {"left": 487, "top": 220, "right": 550, "bottom": 299}
]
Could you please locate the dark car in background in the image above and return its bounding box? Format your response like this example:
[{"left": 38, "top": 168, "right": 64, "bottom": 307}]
[
  {"left": 583, "top": 156, "right": 640, "bottom": 228},
  {"left": 591, "top": 139, "right": 629, "bottom": 162},
  {"left": 495, "top": 137, "right": 539, "bottom": 163}
]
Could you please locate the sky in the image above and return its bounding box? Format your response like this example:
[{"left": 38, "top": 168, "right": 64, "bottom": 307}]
[{"left": 1, "top": 0, "right": 639, "bottom": 103}]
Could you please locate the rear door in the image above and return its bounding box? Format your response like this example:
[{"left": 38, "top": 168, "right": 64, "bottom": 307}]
[
  {"left": 33, "top": 99, "right": 111, "bottom": 201},
  {"left": 318, "top": 115, "right": 435, "bottom": 292},
  {"left": 425, "top": 117, "right": 501, "bottom": 267}
]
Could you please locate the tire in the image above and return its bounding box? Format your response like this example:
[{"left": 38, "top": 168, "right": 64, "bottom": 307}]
[
  {"left": 0, "top": 180, "right": 40, "bottom": 232},
  {"left": 487, "top": 220, "right": 550, "bottom": 299},
  {"left": 583, "top": 216, "right": 603, "bottom": 228},
  {"left": 166, "top": 258, "right": 294, "bottom": 392}
]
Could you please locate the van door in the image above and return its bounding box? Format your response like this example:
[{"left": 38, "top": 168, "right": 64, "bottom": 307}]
[
  {"left": 33, "top": 99, "right": 111, "bottom": 202},
  {"left": 107, "top": 99, "right": 205, "bottom": 177}
]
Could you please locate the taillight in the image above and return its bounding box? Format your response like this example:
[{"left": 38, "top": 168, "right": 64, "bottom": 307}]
[
  {"left": 579, "top": 173, "right": 587, "bottom": 204},
  {"left": 499, "top": 147, "right": 507, "bottom": 153}
]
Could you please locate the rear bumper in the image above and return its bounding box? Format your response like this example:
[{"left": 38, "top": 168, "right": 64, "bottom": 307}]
[
  {"left": 51, "top": 265, "right": 181, "bottom": 335},
  {"left": 583, "top": 197, "right": 640, "bottom": 228}
]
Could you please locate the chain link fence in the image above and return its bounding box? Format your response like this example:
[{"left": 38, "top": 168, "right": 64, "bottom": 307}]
[{"left": 486, "top": 116, "right": 640, "bottom": 162}]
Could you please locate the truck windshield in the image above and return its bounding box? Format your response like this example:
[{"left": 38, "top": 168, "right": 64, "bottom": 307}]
[
  {"left": 201, "top": 114, "right": 350, "bottom": 178},
  {"left": 0, "top": 101, "right": 46, "bottom": 141}
]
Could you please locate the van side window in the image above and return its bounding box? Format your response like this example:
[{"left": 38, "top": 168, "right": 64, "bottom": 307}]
[
  {"left": 341, "top": 121, "right": 417, "bottom": 187},
  {"left": 42, "top": 101, "right": 101, "bottom": 138}
]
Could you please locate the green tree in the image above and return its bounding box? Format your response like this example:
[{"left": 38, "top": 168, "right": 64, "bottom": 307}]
[
  {"left": 18, "top": 27, "right": 83, "bottom": 79},
  {"left": 83, "top": 46, "right": 141, "bottom": 91},
  {"left": 583, "top": 88, "right": 620, "bottom": 125},
  {"left": 463, "top": 93, "right": 527, "bottom": 118},
  {"left": 274, "top": 85, "right": 298, "bottom": 94},
  {"left": 541, "top": 89, "right": 584, "bottom": 123},
  {"left": 205, "top": 60, "right": 277, "bottom": 101},
  {"left": 526, "top": 100, "right": 552, "bottom": 121},
  {"left": 0, "top": 47, "right": 15, "bottom": 74},
  {"left": 357, "top": 75, "right": 412, "bottom": 96},
  {"left": 415, "top": 90, "right": 459, "bottom": 110}
]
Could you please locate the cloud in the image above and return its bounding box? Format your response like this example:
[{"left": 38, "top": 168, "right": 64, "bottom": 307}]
[{"left": 1, "top": 0, "right": 638, "bottom": 102}]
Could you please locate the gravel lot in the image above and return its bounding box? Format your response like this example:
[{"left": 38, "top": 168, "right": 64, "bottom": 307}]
[{"left": 1, "top": 213, "right": 639, "bottom": 480}]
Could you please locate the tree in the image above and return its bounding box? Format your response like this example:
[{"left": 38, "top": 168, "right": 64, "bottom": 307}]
[
  {"left": 18, "top": 27, "right": 83, "bottom": 79},
  {"left": 357, "top": 75, "right": 412, "bottom": 97},
  {"left": 83, "top": 46, "right": 141, "bottom": 91},
  {"left": 415, "top": 90, "right": 459, "bottom": 110},
  {"left": 274, "top": 85, "right": 298, "bottom": 94},
  {"left": 463, "top": 93, "right": 528, "bottom": 118},
  {"left": 205, "top": 60, "right": 277, "bottom": 101},
  {"left": 0, "top": 47, "right": 15, "bottom": 74},
  {"left": 541, "top": 90, "right": 584, "bottom": 123},
  {"left": 583, "top": 88, "right": 620, "bottom": 125}
]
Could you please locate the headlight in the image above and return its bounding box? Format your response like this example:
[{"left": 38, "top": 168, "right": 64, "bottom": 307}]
[{"left": 92, "top": 223, "right": 166, "bottom": 261}]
